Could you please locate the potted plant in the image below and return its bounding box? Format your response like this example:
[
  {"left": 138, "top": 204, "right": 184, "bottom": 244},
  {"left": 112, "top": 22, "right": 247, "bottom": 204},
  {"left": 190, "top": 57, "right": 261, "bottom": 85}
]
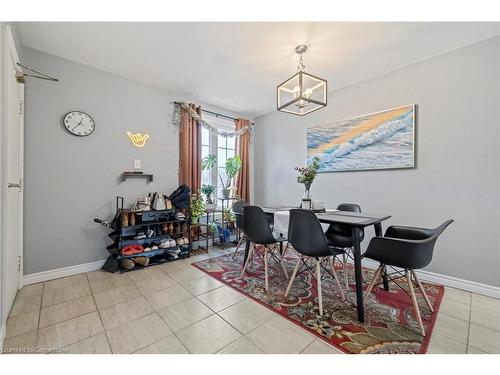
[
  {"left": 190, "top": 193, "right": 205, "bottom": 224},
  {"left": 202, "top": 154, "right": 242, "bottom": 199},
  {"left": 201, "top": 184, "right": 216, "bottom": 209},
  {"left": 207, "top": 222, "right": 218, "bottom": 235},
  {"left": 222, "top": 208, "right": 236, "bottom": 229},
  {"left": 295, "top": 156, "right": 321, "bottom": 207}
]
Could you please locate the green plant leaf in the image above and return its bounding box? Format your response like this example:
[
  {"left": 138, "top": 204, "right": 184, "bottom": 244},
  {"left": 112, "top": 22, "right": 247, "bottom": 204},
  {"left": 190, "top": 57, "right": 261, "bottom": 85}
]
[
  {"left": 202, "top": 154, "right": 217, "bottom": 171},
  {"left": 225, "top": 155, "right": 242, "bottom": 178}
]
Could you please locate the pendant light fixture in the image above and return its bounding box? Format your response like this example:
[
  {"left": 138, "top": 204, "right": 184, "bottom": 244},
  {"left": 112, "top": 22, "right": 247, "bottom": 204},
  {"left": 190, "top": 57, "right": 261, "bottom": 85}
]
[{"left": 277, "top": 45, "right": 327, "bottom": 116}]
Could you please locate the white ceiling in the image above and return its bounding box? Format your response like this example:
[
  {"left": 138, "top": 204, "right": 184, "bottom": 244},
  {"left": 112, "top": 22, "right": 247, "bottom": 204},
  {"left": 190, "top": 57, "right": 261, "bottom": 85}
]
[{"left": 18, "top": 22, "right": 500, "bottom": 117}]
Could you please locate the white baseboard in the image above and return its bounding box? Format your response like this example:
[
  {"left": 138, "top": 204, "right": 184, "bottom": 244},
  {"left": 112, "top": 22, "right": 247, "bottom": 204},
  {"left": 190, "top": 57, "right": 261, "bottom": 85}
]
[
  {"left": 23, "top": 259, "right": 106, "bottom": 285},
  {"left": 362, "top": 259, "right": 500, "bottom": 299}
]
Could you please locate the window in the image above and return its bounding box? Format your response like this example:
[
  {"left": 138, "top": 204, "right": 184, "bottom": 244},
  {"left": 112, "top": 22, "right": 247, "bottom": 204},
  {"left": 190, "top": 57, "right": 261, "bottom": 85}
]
[{"left": 201, "top": 114, "right": 236, "bottom": 202}]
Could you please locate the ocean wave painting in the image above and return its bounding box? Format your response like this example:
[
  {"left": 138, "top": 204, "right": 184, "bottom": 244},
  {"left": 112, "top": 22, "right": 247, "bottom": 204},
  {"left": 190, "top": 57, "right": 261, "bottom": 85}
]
[{"left": 307, "top": 105, "right": 416, "bottom": 172}]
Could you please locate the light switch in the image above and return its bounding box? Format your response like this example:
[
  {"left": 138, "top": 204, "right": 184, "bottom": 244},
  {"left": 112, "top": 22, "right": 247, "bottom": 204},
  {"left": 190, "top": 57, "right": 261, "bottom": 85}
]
[{"left": 134, "top": 159, "right": 141, "bottom": 170}]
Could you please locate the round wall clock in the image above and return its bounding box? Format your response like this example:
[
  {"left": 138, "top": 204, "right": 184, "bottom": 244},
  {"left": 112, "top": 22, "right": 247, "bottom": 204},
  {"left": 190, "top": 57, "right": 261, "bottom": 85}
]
[{"left": 63, "top": 111, "right": 95, "bottom": 136}]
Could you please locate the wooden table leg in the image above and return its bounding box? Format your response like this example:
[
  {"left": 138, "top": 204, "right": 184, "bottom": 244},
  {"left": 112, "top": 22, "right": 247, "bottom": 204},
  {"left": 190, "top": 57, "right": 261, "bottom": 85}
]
[
  {"left": 352, "top": 227, "right": 364, "bottom": 323},
  {"left": 374, "top": 223, "right": 389, "bottom": 291}
]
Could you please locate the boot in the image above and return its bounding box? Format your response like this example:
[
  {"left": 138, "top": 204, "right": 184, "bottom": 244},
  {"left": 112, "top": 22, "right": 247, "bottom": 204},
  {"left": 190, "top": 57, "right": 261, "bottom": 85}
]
[
  {"left": 133, "top": 257, "right": 149, "bottom": 266},
  {"left": 121, "top": 212, "right": 129, "bottom": 227}
]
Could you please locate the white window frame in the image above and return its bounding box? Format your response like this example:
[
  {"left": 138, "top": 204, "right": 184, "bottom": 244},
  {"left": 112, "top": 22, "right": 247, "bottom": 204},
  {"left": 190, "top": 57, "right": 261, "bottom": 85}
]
[{"left": 201, "top": 114, "right": 236, "bottom": 205}]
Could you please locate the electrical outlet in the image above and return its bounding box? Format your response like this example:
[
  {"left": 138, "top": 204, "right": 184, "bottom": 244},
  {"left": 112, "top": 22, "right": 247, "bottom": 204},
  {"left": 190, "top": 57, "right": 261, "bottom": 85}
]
[{"left": 134, "top": 159, "right": 141, "bottom": 170}]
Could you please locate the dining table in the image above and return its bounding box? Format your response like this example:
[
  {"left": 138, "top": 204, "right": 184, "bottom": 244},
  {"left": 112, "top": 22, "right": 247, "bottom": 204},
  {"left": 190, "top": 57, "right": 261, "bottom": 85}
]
[{"left": 243, "top": 206, "right": 391, "bottom": 323}]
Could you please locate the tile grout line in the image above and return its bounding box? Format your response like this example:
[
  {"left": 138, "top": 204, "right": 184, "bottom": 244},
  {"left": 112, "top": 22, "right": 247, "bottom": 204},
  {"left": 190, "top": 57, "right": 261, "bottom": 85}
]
[
  {"left": 466, "top": 292, "right": 472, "bottom": 352},
  {"left": 36, "top": 291, "right": 96, "bottom": 332},
  {"left": 41, "top": 280, "right": 91, "bottom": 309},
  {"left": 120, "top": 267, "right": 189, "bottom": 353},
  {"left": 84, "top": 272, "right": 113, "bottom": 354},
  {"left": 34, "top": 281, "right": 45, "bottom": 347}
]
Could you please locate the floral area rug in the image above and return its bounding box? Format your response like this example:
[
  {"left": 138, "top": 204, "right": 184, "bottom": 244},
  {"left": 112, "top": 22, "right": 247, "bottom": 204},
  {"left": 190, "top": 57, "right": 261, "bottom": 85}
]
[{"left": 191, "top": 249, "right": 444, "bottom": 354}]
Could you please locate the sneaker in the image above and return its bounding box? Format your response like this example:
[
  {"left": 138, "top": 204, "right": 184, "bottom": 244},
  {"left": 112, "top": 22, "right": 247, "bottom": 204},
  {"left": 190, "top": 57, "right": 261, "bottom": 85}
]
[
  {"left": 159, "top": 239, "right": 170, "bottom": 249},
  {"left": 143, "top": 246, "right": 151, "bottom": 252},
  {"left": 169, "top": 239, "right": 176, "bottom": 247},
  {"left": 151, "top": 245, "right": 158, "bottom": 250},
  {"left": 175, "top": 212, "right": 186, "bottom": 220},
  {"left": 177, "top": 238, "right": 184, "bottom": 245},
  {"left": 146, "top": 229, "right": 154, "bottom": 238},
  {"left": 134, "top": 231, "right": 146, "bottom": 239}
]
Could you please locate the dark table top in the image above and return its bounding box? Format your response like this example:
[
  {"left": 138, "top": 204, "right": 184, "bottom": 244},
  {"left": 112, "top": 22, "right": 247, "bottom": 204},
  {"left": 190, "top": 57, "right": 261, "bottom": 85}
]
[
  {"left": 262, "top": 206, "right": 391, "bottom": 227},
  {"left": 316, "top": 211, "right": 391, "bottom": 227}
]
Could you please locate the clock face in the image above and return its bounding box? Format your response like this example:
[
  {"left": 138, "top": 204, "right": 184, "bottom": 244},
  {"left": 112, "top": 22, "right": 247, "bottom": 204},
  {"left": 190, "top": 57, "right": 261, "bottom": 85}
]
[{"left": 63, "top": 111, "right": 95, "bottom": 137}]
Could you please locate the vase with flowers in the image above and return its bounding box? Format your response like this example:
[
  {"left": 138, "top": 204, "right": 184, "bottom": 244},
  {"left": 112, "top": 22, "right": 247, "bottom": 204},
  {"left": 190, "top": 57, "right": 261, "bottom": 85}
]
[{"left": 295, "top": 157, "right": 320, "bottom": 209}]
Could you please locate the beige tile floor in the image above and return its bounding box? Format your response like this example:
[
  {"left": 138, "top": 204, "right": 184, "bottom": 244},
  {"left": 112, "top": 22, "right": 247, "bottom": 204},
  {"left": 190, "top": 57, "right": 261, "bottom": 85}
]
[{"left": 3, "top": 246, "right": 500, "bottom": 354}]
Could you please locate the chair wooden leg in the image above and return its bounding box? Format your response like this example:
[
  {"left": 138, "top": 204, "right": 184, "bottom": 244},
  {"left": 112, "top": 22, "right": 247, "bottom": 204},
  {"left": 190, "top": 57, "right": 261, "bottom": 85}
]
[
  {"left": 316, "top": 260, "right": 323, "bottom": 316},
  {"left": 406, "top": 270, "right": 425, "bottom": 336},
  {"left": 411, "top": 270, "right": 434, "bottom": 313},
  {"left": 240, "top": 243, "right": 254, "bottom": 277},
  {"left": 264, "top": 247, "right": 269, "bottom": 292},
  {"left": 278, "top": 249, "right": 289, "bottom": 279},
  {"left": 329, "top": 258, "right": 345, "bottom": 300},
  {"left": 363, "top": 264, "right": 383, "bottom": 303},
  {"left": 342, "top": 253, "right": 349, "bottom": 290},
  {"left": 232, "top": 236, "right": 245, "bottom": 259},
  {"left": 282, "top": 242, "right": 290, "bottom": 258},
  {"left": 284, "top": 256, "right": 302, "bottom": 297}
]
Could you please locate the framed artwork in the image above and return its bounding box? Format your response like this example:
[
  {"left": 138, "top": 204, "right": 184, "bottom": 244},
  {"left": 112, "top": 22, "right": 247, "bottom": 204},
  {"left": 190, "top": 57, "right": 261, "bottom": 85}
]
[{"left": 307, "top": 104, "right": 416, "bottom": 172}]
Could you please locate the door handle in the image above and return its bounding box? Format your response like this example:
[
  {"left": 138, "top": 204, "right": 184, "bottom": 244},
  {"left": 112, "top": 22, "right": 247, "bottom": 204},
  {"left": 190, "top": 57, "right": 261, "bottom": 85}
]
[{"left": 8, "top": 183, "right": 21, "bottom": 188}]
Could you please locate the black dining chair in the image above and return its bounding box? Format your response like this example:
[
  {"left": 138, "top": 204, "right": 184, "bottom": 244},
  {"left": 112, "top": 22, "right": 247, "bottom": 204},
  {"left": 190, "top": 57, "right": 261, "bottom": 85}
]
[
  {"left": 231, "top": 200, "right": 247, "bottom": 259},
  {"left": 285, "top": 209, "right": 345, "bottom": 316},
  {"left": 325, "top": 203, "right": 365, "bottom": 290},
  {"left": 240, "top": 205, "right": 288, "bottom": 291},
  {"left": 363, "top": 219, "right": 454, "bottom": 336}
]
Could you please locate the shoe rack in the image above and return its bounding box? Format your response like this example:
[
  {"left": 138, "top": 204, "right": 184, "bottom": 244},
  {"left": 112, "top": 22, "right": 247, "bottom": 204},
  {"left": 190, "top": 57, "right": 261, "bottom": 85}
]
[{"left": 100, "top": 196, "right": 192, "bottom": 273}]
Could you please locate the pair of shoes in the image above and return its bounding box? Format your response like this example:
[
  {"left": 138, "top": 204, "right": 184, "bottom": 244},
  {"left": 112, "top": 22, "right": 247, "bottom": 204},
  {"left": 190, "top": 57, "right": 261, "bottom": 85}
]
[
  {"left": 175, "top": 212, "right": 186, "bottom": 220},
  {"left": 165, "top": 246, "right": 180, "bottom": 254},
  {"left": 177, "top": 237, "right": 189, "bottom": 245},
  {"left": 134, "top": 229, "right": 155, "bottom": 239},
  {"left": 120, "top": 258, "right": 135, "bottom": 270},
  {"left": 133, "top": 257, "right": 149, "bottom": 266},
  {"left": 121, "top": 244, "right": 144, "bottom": 256},
  {"left": 143, "top": 245, "right": 159, "bottom": 252},
  {"left": 159, "top": 239, "right": 177, "bottom": 248},
  {"left": 134, "top": 231, "right": 147, "bottom": 239}
]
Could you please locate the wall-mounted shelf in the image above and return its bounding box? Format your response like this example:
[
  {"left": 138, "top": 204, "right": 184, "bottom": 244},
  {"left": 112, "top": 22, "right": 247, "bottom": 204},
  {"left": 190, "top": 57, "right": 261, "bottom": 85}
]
[{"left": 121, "top": 172, "right": 154, "bottom": 183}]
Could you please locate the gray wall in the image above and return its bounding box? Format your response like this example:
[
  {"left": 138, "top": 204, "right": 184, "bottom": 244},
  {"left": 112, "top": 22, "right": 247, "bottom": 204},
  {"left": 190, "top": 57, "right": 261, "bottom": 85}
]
[
  {"left": 254, "top": 36, "right": 500, "bottom": 287},
  {"left": 22, "top": 48, "right": 250, "bottom": 274}
]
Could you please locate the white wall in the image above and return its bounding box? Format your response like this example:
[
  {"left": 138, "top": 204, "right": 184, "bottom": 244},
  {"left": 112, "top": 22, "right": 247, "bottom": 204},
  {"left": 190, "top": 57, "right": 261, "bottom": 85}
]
[
  {"left": 23, "top": 47, "right": 251, "bottom": 275},
  {"left": 254, "top": 36, "right": 500, "bottom": 287}
]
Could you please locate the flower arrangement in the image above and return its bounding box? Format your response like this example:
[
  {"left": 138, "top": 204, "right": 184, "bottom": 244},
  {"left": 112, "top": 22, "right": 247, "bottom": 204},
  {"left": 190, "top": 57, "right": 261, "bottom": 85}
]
[{"left": 295, "top": 157, "right": 321, "bottom": 188}]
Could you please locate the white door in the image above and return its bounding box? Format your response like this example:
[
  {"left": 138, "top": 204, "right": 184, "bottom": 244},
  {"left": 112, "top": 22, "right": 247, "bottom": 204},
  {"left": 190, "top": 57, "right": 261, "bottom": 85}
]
[{"left": 3, "top": 25, "right": 24, "bottom": 319}]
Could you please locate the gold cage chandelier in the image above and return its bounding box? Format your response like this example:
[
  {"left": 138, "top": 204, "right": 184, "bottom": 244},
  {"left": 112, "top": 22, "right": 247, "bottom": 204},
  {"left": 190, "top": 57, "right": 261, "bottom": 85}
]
[{"left": 277, "top": 45, "right": 327, "bottom": 116}]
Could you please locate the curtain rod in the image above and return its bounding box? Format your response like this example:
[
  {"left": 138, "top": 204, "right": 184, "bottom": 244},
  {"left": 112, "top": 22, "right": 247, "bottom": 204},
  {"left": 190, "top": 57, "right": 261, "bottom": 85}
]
[{"left": 173, "top": 101, "right": 254, "bottom": 125}]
